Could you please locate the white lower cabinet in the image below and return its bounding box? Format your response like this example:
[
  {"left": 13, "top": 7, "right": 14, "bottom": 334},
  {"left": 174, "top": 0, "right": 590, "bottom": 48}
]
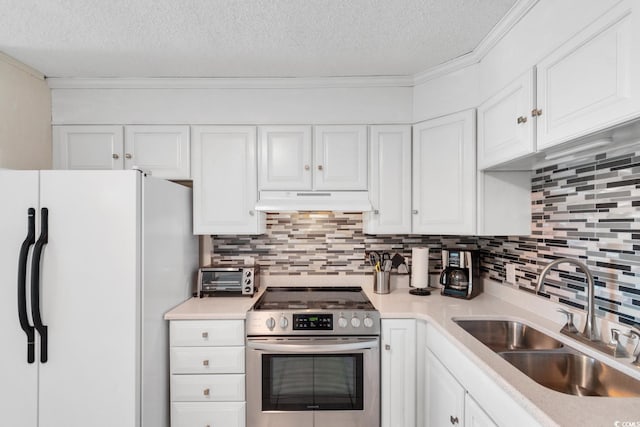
[
  {"left": 464, "top": 394, "right": 497, "bottom": 427},
  {"left": 425, "top": 323, "right": 540, "bottom": 427},
  {"left": 169, "top": 320, "right": 246, "bottom": 427},
  {"left": 425, "top": 349, "right": 497, "bottom": 427},
  {"left": 425, "top": 349, "right": 465, "bottom": 427},
  {"left": 381, "top": 319, "right": 416, "bottom": 427}
]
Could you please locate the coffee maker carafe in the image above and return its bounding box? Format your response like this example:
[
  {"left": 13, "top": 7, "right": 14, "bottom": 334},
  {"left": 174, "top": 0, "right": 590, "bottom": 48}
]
[{"left": 439, "top": 249, "right": 481, "bottom": 299}]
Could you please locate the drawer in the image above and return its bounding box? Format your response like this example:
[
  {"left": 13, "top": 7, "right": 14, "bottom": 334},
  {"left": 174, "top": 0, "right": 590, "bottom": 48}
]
[
  {"left": 171, "top": 347, "right": 245, "bottom": 374},
  {"left": 171, "top": 374, "right": 245, "bottom": 402},
  {"left": 171, "top": 402, "right": 245, "bottom": 427},
  {"left": 170, "top": 320, "right": 244, "bottom": 347}
]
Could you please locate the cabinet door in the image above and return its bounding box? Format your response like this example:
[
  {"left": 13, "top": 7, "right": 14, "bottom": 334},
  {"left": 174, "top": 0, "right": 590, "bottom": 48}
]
[
  {"left": 313, "top": 125, "right": 367, "bottom": 190},
  {"left": 124, "top": 125, "right": 190, "bottom": 179},
  {"left": 192, "top": 126, "right": 265, "bottom": 235},
  {"left": 425, "top": 350, "right": 465, "bottom": 427},
  {"left": 477, "top": 69, "right": 535, "bottom": 169},
  {"left": 258, "top": 125, "right": 312, "bottom": 190},
  {"left": 52, "top": 125, "right": 123, "bottom": 170},
  {"left": 364, "top": 125, "right": 412, "bottom": 234},
  {"left": 465, "top": 394, "right": 497, "bottom": 427},
  {"left": 537, "top": 0, "right": 640, "bottom": 149},
  {"left": 381, "top": 319, "right": 416, "bottom": 427},
  {"left": 412, "top": 110, "right": 476, "bottom": 235}
]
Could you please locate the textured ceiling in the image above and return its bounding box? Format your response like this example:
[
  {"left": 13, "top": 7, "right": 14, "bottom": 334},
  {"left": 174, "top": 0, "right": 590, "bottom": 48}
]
[{"left": 0, "top": 0, "right": 517, "bottom": 78}]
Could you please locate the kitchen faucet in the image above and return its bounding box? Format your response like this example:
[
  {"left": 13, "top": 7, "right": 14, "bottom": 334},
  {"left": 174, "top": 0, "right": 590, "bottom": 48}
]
[{"left": 535, "top": 257, "right": 599, "bottom": 341}]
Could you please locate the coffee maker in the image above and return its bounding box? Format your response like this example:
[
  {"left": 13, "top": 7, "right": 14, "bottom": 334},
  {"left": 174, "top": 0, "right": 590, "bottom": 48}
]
[{"left": 439, "top": 249, "right": 481, "bottom": 299}]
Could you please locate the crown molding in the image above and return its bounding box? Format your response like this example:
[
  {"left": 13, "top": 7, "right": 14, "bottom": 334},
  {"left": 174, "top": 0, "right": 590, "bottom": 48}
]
[
  {"left": 46, "top": 75, "right": 415, "bottom": 90},
  {"left": 413, "top": 0, "right": 539, "bottom": 85},
  {"left": 0, "top": 51, "right": 45, "bottom": 80}
]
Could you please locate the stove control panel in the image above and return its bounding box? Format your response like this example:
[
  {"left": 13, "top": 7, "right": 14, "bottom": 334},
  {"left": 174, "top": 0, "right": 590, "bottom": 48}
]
[
  {"left": 293, "top": 313, "right": 333, "bottom": 330},
  {"left": 247, "top": 310, "right": 380, "bottom": 336}
]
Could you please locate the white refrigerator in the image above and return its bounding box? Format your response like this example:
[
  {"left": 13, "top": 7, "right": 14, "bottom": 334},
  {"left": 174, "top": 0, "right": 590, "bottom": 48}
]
[{"left": 0, "top": 169, "right": 198, "bottom": 427}]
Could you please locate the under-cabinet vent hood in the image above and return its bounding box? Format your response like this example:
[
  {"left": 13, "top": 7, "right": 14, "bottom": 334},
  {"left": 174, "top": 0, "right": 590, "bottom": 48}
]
[{"left": 255, "top": 191, "right": 372, "bottom": 212}]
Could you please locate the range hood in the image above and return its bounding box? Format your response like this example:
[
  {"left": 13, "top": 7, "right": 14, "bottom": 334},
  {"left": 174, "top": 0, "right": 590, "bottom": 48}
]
[{"left": 255, "top": 191, "right": 372, "bottom": 212}]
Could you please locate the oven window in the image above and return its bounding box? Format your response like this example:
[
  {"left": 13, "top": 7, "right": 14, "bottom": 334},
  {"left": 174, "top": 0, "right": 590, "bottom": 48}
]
[{"left": 262, "top": 354, "right": 364, "bottom": 411}]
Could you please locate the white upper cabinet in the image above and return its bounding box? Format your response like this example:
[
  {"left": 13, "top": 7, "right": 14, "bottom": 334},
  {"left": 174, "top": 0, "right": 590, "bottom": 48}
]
[
  {"left": 192, "top": 126, "right": 265, "bottom": 235},
  {"left": 537, "top": 0, "right": 640, "bottom": 149},
  {"left": 53, "top": 125, "right": 124, "bottom": 170},
  {"left": 258, "top": 125, "right": 367, "bottom": 191},
  {"left": 313, "top": 125, "right": 368, "bottom": 190},
  {"left": 363, "top": 125, "right": 412, "bottom": 234},
  {"left": 477, "top": 69, "right": 536, "bottom": 169},
  {"left": 258, "top": 126, "right": 312, "bottom": 190},
  {"left": 412, "top": 110, "right": 476, "bottom": 235},
  {"left": 124, "top": 125, "right": 190, "bottom": 179},
  {"left": 53, "top": 125, "right": 190, "bottom": 179}
]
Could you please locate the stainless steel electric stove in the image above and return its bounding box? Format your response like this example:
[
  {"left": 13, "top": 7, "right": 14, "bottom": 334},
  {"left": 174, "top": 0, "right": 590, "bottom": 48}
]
[{"left": 246, "top": 286, "right": 380, "bottom": 427}]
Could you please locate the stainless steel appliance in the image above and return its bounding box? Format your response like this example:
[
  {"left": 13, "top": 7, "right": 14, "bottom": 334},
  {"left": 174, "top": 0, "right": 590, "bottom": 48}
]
[
  {"left": 439, "top": 249, "right": 481, "bottom": 299},
  {"left": 197, "top": 265, "right": 259, "bottom": 297},
  {"left": 246, "top": 286, "right": 380, "bottom": 427}
]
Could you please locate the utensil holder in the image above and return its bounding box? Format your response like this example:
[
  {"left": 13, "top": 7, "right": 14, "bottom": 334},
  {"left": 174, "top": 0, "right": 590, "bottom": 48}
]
[{"left": 374, "top": 271, "right": 391, "bottom": 294}]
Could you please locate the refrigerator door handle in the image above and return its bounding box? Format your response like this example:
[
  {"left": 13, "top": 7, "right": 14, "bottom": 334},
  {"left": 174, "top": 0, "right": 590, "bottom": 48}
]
[
  {"left": 31, "top": 207, "right": 49, "bottom": 363},
  {"left": 18, "top": 208, "right": 36, "bottom": 363}
]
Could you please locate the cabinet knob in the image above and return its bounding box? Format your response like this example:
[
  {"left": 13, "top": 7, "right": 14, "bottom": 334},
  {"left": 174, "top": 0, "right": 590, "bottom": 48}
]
[
  {"left": 201, "top": 331, "right": 208, "bottom": 339},
  {"left": 125, "top": 153, "right": 132, "bottom": 159},
  {"left": 317, "top": 165, "right": 324, "bottom": 171},
  {"left": 203, "top": 388, "right": 210, "bottom": 397},
  {"left": 516, "top": 116, "right": 527, "bottom": 124},
  {"left": 412, "top": 210, "right": 418, "bottom": 214},
  {"left": 304, "top": 164, "right": 310, "bottom": 171},
  {"left": 450, "top": 415, "right": 459, "bottom": 425},
  {"left": 373, "top": 210, "right": 379, "bottom": 215},
  {"left": 202, "top": 360, "right": 209, "bottom": 367},
  {"left": 249, "top": 210, "right": 255, "bottom": 216},
  {"left": 385, "top": 344, "right": 391, "bottom": 350},
  {"left": 112, "top": 153, "right": 120, "bottom": 160},
  {"left": 531, "top": 108, "right": 543, "bottom": 117}
]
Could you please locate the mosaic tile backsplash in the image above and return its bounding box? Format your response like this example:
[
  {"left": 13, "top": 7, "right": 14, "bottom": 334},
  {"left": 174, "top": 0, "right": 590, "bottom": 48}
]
[{"left": 211, "top": 143, "right": 640, "bottom": 325}]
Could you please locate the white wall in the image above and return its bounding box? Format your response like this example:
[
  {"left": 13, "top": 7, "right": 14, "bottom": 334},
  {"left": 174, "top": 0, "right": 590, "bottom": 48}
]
[
  {"left": 0, "top": 53, "right": 51, "bottom": 169},
  {"left": 51, "top": 84, "right": 413, "bottom": 125}
]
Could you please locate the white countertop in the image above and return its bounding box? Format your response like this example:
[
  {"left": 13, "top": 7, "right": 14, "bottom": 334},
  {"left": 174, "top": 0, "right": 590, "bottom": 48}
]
[{"left": 164, "top": 278, "right": 640, "bottom": 426}]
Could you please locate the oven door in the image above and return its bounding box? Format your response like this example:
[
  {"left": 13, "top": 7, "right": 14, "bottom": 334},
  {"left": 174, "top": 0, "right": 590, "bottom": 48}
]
[{"left": 246, "top": 336, "right": 380, "bottom": 427}]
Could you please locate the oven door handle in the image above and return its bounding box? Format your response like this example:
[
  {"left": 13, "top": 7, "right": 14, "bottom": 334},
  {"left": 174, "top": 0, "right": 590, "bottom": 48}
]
[{"left": 247, "top": 339, "right": 379, "bottom": 353}]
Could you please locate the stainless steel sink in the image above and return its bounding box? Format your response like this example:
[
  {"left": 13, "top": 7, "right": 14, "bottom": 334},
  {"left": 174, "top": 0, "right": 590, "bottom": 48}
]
[
  {"left": 501, "top": 351, "right": 640, "bottom": 397},
  {"left": 453, "top": 319, "right": 564, "bottom": 352},
  {"left": 453, "top": 318, "right": 640, "bottom": 397}
]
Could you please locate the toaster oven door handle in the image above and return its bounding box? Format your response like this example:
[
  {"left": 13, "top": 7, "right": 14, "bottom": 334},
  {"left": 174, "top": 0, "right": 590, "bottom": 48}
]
[{"left": 247, "top": 338, "right": 379, "bottom": 353}]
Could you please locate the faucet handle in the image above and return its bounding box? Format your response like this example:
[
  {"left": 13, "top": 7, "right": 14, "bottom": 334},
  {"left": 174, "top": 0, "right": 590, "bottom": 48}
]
[
  {"left": 557, "top": 308, "right": 579, "bottom": 334},
  {"left": 609, "top": 329, "right": 630, "bottom": 358},
  {"left": 628, "top": 329, "right": 640, "bottom": 367}
]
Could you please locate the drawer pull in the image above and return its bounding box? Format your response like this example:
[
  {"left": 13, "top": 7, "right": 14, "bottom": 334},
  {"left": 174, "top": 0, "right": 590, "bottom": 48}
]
[
  {"left": 203, "top": 359, "right": 209, "bottom": 367},
  {"left": 201, "top": 331, "right": 209, "bottom": 339},
  {"left": 203, "top": 388, "right": 210, "bottom": 397}
]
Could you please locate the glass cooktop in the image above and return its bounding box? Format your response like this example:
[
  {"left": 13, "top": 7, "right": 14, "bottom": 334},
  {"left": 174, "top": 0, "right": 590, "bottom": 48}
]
[{"left": 253, "top": 286, "right": 375, "bottom": 311}]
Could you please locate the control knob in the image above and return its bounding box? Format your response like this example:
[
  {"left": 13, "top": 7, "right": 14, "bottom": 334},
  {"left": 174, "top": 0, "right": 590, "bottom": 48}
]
[
  {"left": 279, "top": 316, "right": 288, "bottom": 329},
  {"left": 364, "top": 316, "right": 374, "bottom": 328},
  {"left": 265, "top": 317, "right": 276, "bottom": 330},
  {"left": 351, "top": 316, "right": 361, "bottom": 328},
  {"left": 337, "top": 316, "right": 348, "bottom": 328}
]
